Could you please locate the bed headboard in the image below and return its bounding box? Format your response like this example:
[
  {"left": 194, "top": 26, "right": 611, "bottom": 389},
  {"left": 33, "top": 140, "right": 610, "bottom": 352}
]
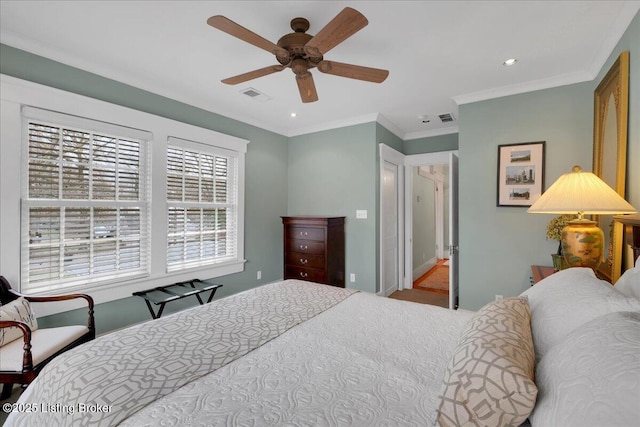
[{"left": 615, "top": 214, "right": 640, "bottom": 273}]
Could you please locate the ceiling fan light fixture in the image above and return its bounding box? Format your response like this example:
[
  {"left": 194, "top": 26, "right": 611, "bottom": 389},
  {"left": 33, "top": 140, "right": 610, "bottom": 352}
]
[
  {"left": 208, "top": 7, "right": 388, "bottom": 103},
  {"left": 503, "top": 58, "right": 518, "bottom": 66}
]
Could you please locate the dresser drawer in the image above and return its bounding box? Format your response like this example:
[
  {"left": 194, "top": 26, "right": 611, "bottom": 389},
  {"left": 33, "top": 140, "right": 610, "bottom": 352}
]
[
  {"left": 286, "top": 226, "right": 325, "bottom": 241},
  {"left": 285, "top": 239, "right": 325, "bottom": 254},
  {"left": 285, "top": 266, "right": 326, "bottom": 283},
  {"left": 282, "top": 216, "right": 345, "bottom": 287},
  {"left": 285, "top": 252, "right": 325, "bottom": 269}
]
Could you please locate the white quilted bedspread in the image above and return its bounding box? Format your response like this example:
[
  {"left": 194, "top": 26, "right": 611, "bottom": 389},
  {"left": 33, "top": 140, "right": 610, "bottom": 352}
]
[
  {"left": 122, "top": 291, "right": 472, "bottom": 426},
  {"left": 7, "top": 280, "right": 357, "bottom": 426},
  {"left": 8, "top": 281, "right": 472, "bottom": 426}
]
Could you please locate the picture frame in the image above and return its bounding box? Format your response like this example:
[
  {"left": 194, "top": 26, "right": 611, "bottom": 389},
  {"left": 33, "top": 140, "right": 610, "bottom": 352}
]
[
  {"left": 496, "top": 141, "right": 545, "bottom": 207},
  {"left": 593, "top": 51, "right": 629, "bottom": 283}
]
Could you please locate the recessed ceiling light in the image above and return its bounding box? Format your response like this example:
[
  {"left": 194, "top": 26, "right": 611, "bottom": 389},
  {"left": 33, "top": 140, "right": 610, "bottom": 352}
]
[
  {"left": 503, "top": 58, "right": 518, "bottom": 66},
  {"left": 290, "top": 112, "right": 297, "bottom": 118}
]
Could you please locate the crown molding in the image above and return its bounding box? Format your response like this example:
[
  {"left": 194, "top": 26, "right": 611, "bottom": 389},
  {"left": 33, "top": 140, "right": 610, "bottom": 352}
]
[
  {"left": 286, "top": 113, "right": 380, "bottom": 137},
  {"left": 452, "top": 70, "right": 593, "bottom": 106},
  {"left": 587, "top": 2, "right": 640, "bottom": 79},
  {"left": 404, "top": 126, "right": 459, "bottom": 141},
  {"left": 375, "top": 113, "right": 405, "bottom": 140}
]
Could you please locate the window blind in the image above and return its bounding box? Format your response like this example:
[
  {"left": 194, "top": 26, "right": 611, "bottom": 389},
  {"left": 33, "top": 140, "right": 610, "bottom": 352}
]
[
  {"left": 166, "top": 138, "right": 239, "bottom": 272},
  {"left": 22, "top": 115, "right": 150, "bottom": 292}
]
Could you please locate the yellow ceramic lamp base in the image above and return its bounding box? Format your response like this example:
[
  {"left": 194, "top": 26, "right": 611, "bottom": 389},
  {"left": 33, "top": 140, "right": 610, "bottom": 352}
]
[{"left": 561, "top": 220, "right": 604, "bottom": 270}]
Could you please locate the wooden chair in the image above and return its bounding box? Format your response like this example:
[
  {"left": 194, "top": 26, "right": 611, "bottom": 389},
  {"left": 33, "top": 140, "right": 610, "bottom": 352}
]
[{"left": 0, "top": 276, "right": 95, "bottom": 399}]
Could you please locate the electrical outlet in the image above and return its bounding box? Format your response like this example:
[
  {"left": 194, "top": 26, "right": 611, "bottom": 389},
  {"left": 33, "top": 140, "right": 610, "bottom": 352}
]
[
  {"left": 350, "top": 273, "right": 356, "bottom": 282},
  {"left": 257, "top": 270, "right": 262, "bottom": 280},
  {"left": 495, "top": 294, "right": 503, "bottom": 301},
  {"left": 356, "top": 210, "right": 367, "bottom": 219}
]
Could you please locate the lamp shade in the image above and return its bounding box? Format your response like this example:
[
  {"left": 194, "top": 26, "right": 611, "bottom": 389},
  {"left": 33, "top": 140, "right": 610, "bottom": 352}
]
[{"left": 527, "top": 165, "right": 636, "bottom": 215}]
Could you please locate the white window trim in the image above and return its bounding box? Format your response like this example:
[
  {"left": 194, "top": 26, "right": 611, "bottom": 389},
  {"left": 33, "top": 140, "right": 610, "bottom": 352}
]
[
  {"left": 21, "top": 110, "right": 152, "bottom": 293},
  {"left": 165, "top": 136, "right": 241, "bottom": 272},
  {"left": 0, "top": 75, "right": 248, "bottom": 316}
]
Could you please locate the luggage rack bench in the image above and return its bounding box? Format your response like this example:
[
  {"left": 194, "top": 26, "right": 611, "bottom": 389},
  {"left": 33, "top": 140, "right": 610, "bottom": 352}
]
[{"left": 133, "top": 279, "right": 223, "bottom": 319}]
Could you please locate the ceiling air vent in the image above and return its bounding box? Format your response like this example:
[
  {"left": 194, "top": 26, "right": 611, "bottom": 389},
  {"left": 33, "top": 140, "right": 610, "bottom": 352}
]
[
  {"left": 239, "top": 87, "right": 271, "bottom": 102},
  {"left": 438, "top": 113, "right": 455, "bottom": 123}
]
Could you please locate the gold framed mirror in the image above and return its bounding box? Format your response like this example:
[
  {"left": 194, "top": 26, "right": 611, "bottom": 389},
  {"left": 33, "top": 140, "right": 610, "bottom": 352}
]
[{"left": 592, "top": 51, "right": 629, "bottom": 283}]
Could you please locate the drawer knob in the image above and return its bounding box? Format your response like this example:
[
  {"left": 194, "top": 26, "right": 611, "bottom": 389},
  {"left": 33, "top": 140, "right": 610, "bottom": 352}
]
[
  {"left": 300, "top": 244, "right": 308, "bottom": 250},
  {"left": 300, "top": 272, "right": 308, "bottom": 278},
  {"left": 300, "top": 258, "right": 308, "bottom": 264},
  {"left": 300, "top": 231, "right": 308, "bottom": 236}
]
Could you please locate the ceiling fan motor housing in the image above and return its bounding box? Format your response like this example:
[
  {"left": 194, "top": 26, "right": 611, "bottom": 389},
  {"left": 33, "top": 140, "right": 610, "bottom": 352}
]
[{"left": 276, "top": 17, "right": 322, "bottom": 70}]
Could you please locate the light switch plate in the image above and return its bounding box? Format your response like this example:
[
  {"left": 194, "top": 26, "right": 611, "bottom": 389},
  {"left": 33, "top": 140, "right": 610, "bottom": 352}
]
[{"left": 356, "top": 210, "right": 367, "bottom": 219}]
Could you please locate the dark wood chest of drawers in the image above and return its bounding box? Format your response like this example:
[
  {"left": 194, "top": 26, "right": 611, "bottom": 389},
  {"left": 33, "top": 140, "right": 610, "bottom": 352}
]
[{"left": 282, "top": 216, "right": 345, "bottom": 287}]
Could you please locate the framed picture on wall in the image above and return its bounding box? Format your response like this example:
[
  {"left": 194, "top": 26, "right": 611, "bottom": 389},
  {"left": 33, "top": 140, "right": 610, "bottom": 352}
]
[{"left": 497, "top": 141, "right": 545, "bottom": 207}]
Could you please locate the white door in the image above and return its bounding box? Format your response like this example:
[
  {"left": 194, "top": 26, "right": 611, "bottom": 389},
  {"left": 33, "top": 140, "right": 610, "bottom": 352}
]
[
  {"left": 381, "top": 161, "right": 399, "bottom": 296},
  {"left": 448, "top": 152, "right": 459, "bottom": 309}
]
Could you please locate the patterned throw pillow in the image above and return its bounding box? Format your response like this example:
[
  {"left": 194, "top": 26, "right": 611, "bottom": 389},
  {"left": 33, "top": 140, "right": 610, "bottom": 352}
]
[
  {"left": 436, "top": 297, "right": 537, "bottom": 427},
  {"left": 0, "top": 297, "right": 39, "bottom": 346}
]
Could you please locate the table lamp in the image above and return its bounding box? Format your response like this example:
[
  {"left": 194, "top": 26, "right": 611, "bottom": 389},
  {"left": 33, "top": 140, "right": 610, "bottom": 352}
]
[{"left": 527, "top": 165, "right": 637, "bottom": 270}]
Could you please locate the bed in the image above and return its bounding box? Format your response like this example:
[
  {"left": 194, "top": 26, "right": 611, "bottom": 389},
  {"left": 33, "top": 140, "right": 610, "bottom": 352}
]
[{"left": 5, "top": 265, "right": 640, "bottom": 427}]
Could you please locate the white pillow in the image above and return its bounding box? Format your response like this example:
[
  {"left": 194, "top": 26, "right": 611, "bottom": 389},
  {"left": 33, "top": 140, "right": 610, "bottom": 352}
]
[
  {"left": 520, "top": 267, "right": 640, "bottom": 361},
  {"left": 530, "top": 311, "right": 640, "bottom": 427},
  {"left": 614, "top": 255, "right": 640, "bottom": 298},
  {"left": 0, "top": 297, "right": 38, "bottom": 346}
]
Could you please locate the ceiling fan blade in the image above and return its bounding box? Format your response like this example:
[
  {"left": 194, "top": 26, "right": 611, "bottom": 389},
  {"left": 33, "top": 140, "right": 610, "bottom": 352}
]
[
  {"left": 207, "top": 15, "right": 290, "bottom": 60},
  {"left": 317, "top": 60, "right": 389, "bottom": 83},
  {"left": 221, "top": 65, "right": 285, "bottom": 85},
  {"left": 296, "top": 72, "right": 319, "bottom": 103},
  {"left": 304, "top": 7, "right": 368, "bottom": 57}
]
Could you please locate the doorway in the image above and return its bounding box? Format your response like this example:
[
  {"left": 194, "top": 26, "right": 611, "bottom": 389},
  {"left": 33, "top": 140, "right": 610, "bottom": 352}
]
[
  {"left": 379, "top": 145, "right": 459, "bottom": 309},
  {"left": 412, "top": 164, "right": 449, "bottom": 296}
]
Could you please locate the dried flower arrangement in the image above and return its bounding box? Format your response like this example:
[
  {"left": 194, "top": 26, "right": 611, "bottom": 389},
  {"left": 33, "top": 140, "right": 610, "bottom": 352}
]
[{"left": 546, "top": 214, "right": 578, "bottom": 255}]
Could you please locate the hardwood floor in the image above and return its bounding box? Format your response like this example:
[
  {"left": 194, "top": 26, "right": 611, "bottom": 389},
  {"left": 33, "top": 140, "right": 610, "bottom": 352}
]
[
  {"left": 388, "top": 260, "right": 450, "bottom": 308},
  {"left": 388, "top": 289, "right": 449, "bottom": 308}
]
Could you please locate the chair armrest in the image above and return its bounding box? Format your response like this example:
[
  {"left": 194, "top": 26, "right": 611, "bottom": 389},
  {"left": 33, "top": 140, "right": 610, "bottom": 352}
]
[
  {"left": 16, "top": 291, "right": 95, "bottom": 337},
  {"left": 0, "top": 320, "right": 32, "bottom": 335},
  {"left": 23, "top": 292, "right": 93, "bottom": 308},
  {"left": 0, "top": 320, "right": 34, "bottom": 371}
]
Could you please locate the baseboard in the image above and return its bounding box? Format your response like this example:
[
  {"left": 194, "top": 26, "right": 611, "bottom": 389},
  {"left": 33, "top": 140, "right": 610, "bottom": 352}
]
[{"left": 413, "top": 257, "right": 438, "bottom": 281}]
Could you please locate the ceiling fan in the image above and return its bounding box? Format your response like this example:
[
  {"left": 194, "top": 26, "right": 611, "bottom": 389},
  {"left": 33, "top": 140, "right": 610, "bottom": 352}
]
[{"left": 207, "top": 7, "right": 389, "bottom": 103}]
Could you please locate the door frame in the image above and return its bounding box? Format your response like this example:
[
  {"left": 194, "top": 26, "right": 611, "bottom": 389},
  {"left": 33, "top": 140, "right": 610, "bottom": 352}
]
[
  {"left": 379, "top": 145, "right": 459, "bottom": 306},
  {"left": 404, "top": 151, "right": 456, "bottom": 291},
  {"left": 378, "top": 144, "right": 405, "bottom": 296}
]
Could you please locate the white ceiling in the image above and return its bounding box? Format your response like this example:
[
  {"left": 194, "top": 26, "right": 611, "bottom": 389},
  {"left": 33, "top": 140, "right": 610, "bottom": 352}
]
[{"left": 1, "top": 1, "right": 638, "bottom": 139}]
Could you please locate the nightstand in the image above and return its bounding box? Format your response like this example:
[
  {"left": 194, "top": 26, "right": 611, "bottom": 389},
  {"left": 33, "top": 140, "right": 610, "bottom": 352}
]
[{"left": 530, "top": 265, "right": 556, "bottom": 285}]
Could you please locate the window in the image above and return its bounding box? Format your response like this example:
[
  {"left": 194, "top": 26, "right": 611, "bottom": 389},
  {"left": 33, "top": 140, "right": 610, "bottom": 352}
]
[
  {"left": 2, "top": 77, "right": 248, "bottom": 303},
  {"left": 166, "top": 137, "right": 239, "bottom": 272},
  {"left": 21, "top": 108, "right": 150, "bottom": 292}
]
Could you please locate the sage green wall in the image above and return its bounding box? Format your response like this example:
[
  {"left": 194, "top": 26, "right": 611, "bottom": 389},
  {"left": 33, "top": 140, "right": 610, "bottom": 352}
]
[
  {"left": 1, "top": 44, "right": 288, "bottom": 334},
  {"left": 593, "top": 11, "right": 639, "bottom": 209},
  {"left": 458, "top": 10, "right": 639, "bottom": 311},
  {"left": 404, "top": 132, "right": 458, "bottom": 155},
  {"left": 458, "top": 82, "right": 593, "bottom": 310},
  {"left": 376, "top": 123, "right": 404, "bottom": 153},
  {"left": 287, "top": 123, "right": 379, "bottom": 293}
]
